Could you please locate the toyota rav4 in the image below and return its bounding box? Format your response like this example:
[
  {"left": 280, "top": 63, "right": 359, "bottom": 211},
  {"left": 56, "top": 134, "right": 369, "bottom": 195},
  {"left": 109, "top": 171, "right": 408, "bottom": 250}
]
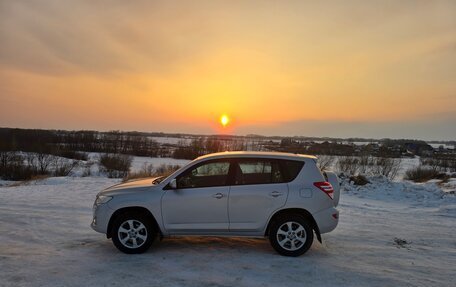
[{"left": 91, "top": 151, "right": 340, "bottom": 256}]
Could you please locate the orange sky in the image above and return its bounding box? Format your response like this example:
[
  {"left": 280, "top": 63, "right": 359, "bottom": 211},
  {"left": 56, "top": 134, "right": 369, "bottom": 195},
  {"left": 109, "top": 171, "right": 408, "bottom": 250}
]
[{"left": 0, "top": 1, "right": 455, "bottom": 140}]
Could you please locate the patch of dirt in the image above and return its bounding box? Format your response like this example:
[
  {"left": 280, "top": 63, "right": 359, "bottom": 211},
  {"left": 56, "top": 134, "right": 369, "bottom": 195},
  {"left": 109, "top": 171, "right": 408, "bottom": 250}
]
[{"left": 393, "top": 237, "right": 411, "bottom": 249}]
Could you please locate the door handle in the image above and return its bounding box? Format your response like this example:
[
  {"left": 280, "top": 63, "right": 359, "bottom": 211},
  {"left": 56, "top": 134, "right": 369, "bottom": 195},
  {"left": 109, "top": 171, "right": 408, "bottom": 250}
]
[
  {"left": 270, "top": 191, "right": 283, "bottom": 197},
  {"left": 213, "top": 193, "right": 224, "bottom": 199}
]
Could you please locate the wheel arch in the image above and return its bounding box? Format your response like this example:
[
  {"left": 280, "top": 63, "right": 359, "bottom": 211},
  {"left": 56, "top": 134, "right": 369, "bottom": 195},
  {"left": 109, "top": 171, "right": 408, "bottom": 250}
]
[
  {"left": 107, "top": 206, "right": 161, "bottom": 239},
  {"left": 265, "top": 208, "right": 322, "bottom": 243}
]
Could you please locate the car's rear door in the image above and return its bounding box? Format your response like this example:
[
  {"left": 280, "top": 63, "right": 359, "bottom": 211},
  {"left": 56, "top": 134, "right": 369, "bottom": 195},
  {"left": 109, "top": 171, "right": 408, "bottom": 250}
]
[{"left": 228, "top": 158, "right": 288, "bottom": 232}]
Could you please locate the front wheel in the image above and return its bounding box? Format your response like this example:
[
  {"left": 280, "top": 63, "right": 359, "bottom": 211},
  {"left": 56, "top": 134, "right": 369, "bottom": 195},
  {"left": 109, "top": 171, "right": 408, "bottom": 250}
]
[
  {"left": 269, "top": 215, "right": 314, "bottom": 257},
  {"left": 111, "top": 213, "right": 155, "bottom": 254}
]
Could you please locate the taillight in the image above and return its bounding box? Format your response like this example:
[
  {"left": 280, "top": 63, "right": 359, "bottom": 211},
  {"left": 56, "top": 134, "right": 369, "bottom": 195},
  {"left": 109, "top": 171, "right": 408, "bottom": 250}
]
[{"left": 314, "top": 181, "right": 334, "bottom": 199}]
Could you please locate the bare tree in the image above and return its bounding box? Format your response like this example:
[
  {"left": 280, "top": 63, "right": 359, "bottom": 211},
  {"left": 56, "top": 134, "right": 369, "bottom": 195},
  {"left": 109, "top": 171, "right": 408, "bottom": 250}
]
[
  {"left": 317, "top": 155, "right": 335, "bottom": 171},
  {"left": 405, "top": 165, "right": 441, "bottom": 182},
  {"left": 336, "top": 156, "right": 359, "bottom": 176},
  {"left": 36, "top": 152, "right": 54, "bottom": 174},
  {"left": 25, "top": 153, "right": 37, "bottom": 170},
  {"left": 373, "top": 157, "right": 402, "bottom": 180},
  {"left": 99, "top": 153, "right": 133, "bottom": 178},
  {"left": 358, "top": 154, "right": 373, "bottom": 174},
  {"left": 0, "top": 151, "right": 20, "bottom": 171},
  {"left": 53, "top": 157, "right": 78, "bottom": 176}
]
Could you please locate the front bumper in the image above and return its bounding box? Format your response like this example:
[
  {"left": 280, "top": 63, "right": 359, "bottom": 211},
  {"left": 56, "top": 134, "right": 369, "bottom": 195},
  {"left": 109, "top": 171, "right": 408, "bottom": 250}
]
[
  {"left": 91, "top": 202, "right": 114, "bottom": 234},
  {"left": 313, "top": 206, "right": 339, "bottom": 234}
]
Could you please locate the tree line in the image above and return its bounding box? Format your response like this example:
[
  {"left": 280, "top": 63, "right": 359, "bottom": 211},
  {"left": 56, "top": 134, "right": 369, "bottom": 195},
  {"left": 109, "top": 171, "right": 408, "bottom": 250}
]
[{"left": 0, "top": 128, "right": 161, "bottom": 157}]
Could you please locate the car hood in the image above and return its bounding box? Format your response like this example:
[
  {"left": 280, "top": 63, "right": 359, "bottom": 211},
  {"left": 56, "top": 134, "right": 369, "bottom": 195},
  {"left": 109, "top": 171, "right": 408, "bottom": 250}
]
[{"left": 98, "top": 177, "right": 162, "bottom": 196}]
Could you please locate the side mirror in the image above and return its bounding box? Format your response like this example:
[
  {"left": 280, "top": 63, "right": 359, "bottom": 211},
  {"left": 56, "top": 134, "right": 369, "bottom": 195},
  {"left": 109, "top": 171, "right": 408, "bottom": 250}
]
[{"left": 169, "top": 178, "right": 177, "bottom": 189}]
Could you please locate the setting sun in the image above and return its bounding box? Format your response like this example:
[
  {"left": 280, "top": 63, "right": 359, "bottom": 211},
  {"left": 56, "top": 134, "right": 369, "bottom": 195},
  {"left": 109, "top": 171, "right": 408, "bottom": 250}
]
[{"left": 220, "top": 115, "right": 230, "bottom": 127}]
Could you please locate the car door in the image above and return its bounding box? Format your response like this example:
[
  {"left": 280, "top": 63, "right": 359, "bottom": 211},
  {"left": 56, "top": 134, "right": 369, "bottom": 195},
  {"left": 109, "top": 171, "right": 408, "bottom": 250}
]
[
  {"left": 161, "top": 159, "right": 232, "bottom": 234},
  {"left": 228, "top": 158, "right": 288, "bottom": 232}
]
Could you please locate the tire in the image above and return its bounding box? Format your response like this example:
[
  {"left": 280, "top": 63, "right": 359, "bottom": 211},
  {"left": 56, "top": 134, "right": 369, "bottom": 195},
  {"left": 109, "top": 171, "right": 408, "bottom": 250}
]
[
  {"left": 269, "top": 214, "right": 314, "bottom": 257},
  {"left": 111, "top": 212, "right": 156, "bottom": 254}
]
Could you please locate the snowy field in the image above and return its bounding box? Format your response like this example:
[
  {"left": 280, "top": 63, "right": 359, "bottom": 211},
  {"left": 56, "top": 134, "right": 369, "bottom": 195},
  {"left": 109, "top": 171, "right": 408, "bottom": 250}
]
[{"left": 1, "top": 172, "right": 455, "bottom": 286}]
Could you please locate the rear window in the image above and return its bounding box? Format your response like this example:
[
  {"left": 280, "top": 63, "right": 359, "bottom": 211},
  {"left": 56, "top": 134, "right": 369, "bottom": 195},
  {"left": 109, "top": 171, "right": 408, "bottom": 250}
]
[{"left": 281, "top": 160, "right": 304, "bottom": 182}]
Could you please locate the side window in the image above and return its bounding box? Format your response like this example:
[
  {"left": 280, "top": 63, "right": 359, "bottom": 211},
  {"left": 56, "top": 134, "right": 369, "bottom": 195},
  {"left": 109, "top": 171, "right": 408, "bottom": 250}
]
[
  {"left": 281, "top": 160, "right": 304, "bottom": 182},
  {"left": 177, "top": 161, "right": 230, "bottom": 188},
  {"left": 234, "top": 160, "right": 283, "bottom": 185}
]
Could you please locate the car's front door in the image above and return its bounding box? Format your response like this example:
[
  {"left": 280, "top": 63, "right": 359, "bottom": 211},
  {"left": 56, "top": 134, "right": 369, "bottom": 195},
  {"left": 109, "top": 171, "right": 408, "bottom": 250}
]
[{"left": 161, "top": 160, "right": 232, "bottom": 234}]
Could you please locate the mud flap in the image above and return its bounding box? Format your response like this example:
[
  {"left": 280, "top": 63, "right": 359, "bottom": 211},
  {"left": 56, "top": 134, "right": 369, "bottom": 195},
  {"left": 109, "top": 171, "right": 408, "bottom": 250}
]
[{"left": 314, "top": 224, "right": 322, "bottom": 243}]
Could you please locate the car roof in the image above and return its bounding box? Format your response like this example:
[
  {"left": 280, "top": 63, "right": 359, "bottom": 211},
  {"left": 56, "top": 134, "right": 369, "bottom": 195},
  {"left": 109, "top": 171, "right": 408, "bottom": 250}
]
[{"left": 195, "top": 151, "right": 317, "bottom": 161}]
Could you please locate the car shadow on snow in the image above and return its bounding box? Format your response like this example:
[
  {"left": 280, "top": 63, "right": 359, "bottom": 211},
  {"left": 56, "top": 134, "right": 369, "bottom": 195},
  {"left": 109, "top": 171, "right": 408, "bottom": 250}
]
[
  {"left": 68, "top": 235, "right": 333, "bottom": 260},
  {"left": 155, "top": 236, "right": 271, "bottom": 253},
  {"left": 149, "top": 236, "right": 331, "bottom": 258}
]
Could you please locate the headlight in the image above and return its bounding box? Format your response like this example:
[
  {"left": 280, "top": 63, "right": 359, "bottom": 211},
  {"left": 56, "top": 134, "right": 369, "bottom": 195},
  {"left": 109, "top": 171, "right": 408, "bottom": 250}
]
[{"left": 95, "top": 195, "right": 112, "bottom": 206}]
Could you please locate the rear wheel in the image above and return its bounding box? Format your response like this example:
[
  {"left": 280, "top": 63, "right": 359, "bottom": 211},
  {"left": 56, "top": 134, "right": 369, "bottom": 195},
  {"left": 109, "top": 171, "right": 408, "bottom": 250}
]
[
  {"left": 111, "top": 213, "right": 155, "bottom": 254},
  {"left": 269, "top": 215, "right": 314, "bottom": 257}
]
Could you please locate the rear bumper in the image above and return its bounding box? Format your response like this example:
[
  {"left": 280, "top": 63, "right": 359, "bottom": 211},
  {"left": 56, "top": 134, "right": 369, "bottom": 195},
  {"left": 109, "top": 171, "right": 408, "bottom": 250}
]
[{"left": 313, "top": 206, "right": 339, "bottom": 234}]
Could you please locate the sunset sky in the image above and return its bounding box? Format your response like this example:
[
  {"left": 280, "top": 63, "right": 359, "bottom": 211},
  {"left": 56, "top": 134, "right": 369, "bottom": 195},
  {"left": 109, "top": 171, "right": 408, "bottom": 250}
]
[{"left": 1, "top": 1, "right": 455, "bottom": 140}]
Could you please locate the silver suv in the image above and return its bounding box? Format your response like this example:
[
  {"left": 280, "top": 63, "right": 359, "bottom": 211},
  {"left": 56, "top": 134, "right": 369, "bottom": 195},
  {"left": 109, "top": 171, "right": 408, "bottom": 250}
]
[{"left": 92, "top": 151, "right": 340, "bottom": 256}]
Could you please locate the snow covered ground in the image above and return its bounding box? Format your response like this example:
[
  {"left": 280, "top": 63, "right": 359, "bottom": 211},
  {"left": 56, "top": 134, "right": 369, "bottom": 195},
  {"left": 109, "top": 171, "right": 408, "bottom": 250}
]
[
  {"left": 148, "top": 136, "right": 190, "bottom": 145},
  {"left": 0, "top": 174, "right": 455, "bottom": 287},
  {"left": 428, "top": 143, "right": 455, "bottom": 150}
]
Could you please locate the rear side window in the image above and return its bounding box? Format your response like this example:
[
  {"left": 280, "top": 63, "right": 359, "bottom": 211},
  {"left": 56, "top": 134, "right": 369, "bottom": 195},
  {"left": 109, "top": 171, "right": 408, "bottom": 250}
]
[
  {"left": 234, "top": 160, "right": 283, "bottom": 185},
  {"left": 281, "top": 160, "right": 304, "bottom": 182}
]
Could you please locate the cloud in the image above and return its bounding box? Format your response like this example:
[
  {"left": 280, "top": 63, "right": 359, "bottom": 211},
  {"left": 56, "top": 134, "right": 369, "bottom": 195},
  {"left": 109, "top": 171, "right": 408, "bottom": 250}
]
[
  {"left": 2, "top": 0, "right": 455, "bottom": 76},
  {"left": 0, "top": 1, "right": 218, "bottom": 75}
]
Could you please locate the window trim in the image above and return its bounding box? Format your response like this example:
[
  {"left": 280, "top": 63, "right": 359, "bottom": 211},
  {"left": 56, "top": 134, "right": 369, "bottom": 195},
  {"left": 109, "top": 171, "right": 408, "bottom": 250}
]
[{"left": 163, "top": 157, "right": 305, "bottom": 189}]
